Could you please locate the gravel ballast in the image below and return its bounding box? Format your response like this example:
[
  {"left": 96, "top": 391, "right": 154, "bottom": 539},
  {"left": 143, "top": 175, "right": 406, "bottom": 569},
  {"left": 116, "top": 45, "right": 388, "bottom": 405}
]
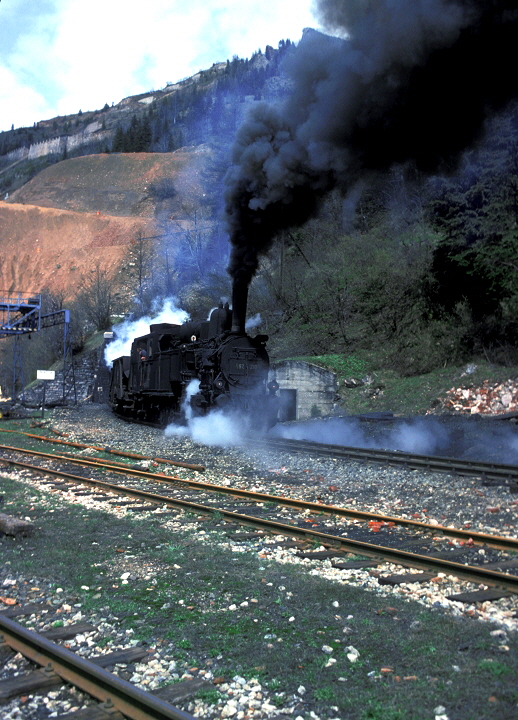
[{"left": 1, "top": 403, "right": 517, "bottom": 720}]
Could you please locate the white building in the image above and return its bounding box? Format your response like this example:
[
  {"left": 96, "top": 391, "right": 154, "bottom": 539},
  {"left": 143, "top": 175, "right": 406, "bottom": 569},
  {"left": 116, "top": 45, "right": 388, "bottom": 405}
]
[{"left": 270, "top": 360, "right": 338, "bottom": 421}]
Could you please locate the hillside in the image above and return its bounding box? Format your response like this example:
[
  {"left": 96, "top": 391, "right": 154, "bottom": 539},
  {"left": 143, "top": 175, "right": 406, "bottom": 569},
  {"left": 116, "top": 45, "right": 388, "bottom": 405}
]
[
  {"left": 5, "top": 150, "right": 209, "bottom": 217},
  {"left": 0, "top": 203, "right": 150, "bottom": 297},
  {"left": 0, "top": 23, "right": 517, "bottom": 384},
  {"left": 0, "top": 41, "right": 293, "bottom": 306},
  {"left": 0, "top": 148, "right": 213, "bottom": 298}
]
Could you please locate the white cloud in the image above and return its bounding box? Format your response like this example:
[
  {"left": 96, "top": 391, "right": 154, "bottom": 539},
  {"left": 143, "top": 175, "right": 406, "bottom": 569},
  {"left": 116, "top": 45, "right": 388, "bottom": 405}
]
[
  {"left": 0, "top": 0, "right": 317, "bottom": 132},
  {"left": 0, "top": 66, "right": 54, "bottom": 131}
]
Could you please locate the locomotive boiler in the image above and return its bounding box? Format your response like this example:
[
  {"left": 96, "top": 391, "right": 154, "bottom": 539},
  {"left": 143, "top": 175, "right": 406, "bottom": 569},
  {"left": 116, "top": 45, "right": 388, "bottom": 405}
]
[{"left": 108, "top": 280, "right": 279, "bottom": 430}]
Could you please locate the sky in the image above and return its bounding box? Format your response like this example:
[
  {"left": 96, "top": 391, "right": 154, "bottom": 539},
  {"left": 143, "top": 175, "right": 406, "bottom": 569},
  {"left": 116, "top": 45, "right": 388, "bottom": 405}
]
[{"left": 0, "top": 0, "right": 318, "bottom": 133}]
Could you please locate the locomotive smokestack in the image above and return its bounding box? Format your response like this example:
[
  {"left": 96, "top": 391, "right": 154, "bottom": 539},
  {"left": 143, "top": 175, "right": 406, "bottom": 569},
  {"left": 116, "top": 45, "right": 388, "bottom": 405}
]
[{"left": 231, "top": 276, "right": 248, "bottom": 334}]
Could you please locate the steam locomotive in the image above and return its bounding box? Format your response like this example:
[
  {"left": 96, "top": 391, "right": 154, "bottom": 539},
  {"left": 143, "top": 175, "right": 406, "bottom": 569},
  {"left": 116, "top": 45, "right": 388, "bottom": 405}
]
[{"left": 108, "top": 281, "right": 279, "bottom": 430}]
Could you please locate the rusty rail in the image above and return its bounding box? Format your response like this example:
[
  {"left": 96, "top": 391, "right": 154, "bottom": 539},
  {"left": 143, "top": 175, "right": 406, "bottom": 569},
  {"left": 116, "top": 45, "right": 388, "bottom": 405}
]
[{"left": 0, "top": 428, "right": 205, "bottom": 471}]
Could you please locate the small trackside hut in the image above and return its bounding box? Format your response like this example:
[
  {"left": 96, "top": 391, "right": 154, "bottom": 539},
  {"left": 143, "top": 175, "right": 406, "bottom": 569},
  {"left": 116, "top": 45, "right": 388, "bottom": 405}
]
[{"left": 271, "top": 360, "right": 338, "bottom": 422}]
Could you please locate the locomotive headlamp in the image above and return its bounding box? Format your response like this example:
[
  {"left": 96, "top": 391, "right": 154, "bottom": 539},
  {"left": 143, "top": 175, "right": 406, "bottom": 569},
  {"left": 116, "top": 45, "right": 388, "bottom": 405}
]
[
  {"left": 267, "top": 380, "right": 279, "bottom": 393},
  {"left": 214, "top": 377, "right": 225, "bottom": 390}
]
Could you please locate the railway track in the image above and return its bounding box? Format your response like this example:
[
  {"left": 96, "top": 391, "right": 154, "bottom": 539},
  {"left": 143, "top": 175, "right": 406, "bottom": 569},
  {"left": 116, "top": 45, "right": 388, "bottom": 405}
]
[
  {"left": 0, "top": 428, "right": 205, "bottom": 471},
  {"left": 3, "top": 408, "right": 518, "bottom": 720},
  {"left": 0, "top": 440, "right": 515, "bottom": 546},
  {"left": 0, "top": 610, "right": 200, "bottom": 719},
  {"left": 258, "top": 435, "right": 518, "bottom": 489},
  {"left": 5, "top": 425, "right": 518, "bottom": 486},
  {"left": 1, "top": 441, "right": 518, "bottom": 598}
]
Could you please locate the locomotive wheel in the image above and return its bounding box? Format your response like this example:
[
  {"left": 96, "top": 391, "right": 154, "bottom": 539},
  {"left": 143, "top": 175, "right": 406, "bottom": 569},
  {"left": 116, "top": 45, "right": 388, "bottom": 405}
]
[{"left": 158, "top": 407, "right": 172, "bottom": 427}]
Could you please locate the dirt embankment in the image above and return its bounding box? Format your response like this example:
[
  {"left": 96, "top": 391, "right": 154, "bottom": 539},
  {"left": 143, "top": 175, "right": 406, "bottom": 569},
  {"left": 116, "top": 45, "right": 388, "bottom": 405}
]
[
  {"left": 0, "top": 203, "right": 151, "bottom": 297},
  {"left": 0, "top": 149, "right": 211, "bottom": 298}
]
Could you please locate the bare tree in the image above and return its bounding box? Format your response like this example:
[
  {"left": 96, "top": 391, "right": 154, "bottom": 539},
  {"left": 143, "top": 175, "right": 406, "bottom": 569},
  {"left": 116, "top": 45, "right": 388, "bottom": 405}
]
[{"left": 75, "top": 264, "right": 114, "bottom": 331}]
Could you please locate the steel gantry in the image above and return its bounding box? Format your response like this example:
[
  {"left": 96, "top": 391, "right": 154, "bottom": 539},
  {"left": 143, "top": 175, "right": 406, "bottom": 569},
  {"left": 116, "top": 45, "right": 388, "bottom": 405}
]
[{"left": 0, "top": 291, "right": 76, "bottom": 405}]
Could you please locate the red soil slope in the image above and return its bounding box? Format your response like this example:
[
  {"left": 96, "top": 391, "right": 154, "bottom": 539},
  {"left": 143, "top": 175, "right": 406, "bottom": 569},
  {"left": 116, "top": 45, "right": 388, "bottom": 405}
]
[
  {"left": 0, "top": 203, "right": 151, "bottom": 297},
  {"left": 0, "top": 149, "right": 211, "bottom": 297}
]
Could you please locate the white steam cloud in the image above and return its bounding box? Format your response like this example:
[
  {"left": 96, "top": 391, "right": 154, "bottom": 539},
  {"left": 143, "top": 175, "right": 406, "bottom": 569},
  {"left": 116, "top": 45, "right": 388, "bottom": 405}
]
[
  {"left": 167, "top": 410, "right": 249, "bottom": 447},
  {"left": 272, "top": 417, "right": 450, "bottom": 456},
  {"left": 245, "top": 313, "right": 262, "bottom": 331},
  {"left": 164, "top": 379, "right": 251, "bottom": 447},
  {"left": 104, "top": 297, "right": 189, "bottom": 365},
  {"left": 273, "top": 414, "right": 518, "bottom": 465}
]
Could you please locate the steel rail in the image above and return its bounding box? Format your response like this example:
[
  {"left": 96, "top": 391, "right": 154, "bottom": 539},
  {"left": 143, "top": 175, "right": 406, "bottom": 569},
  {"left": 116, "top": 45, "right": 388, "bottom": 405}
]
[
  {"left": 0, "top": 428, "right": 205, "bottom": 471},
  {"left": 0, "top": 443, "right": 183, "bottom": 480},
  {"left": 1, "top": 455, "right": 518, "bottom": 592},
  {"left": 0, "top": 445, "right": 187, "bottom": 475},
  {"left": 0, "top": 615, "right": 195, "bottom": 720},
  {"left": 0, "top": 443, "right": 517, "bottom": 552},
  {"left": 259, "top": 436, "right": 518, "bottom": 483}
]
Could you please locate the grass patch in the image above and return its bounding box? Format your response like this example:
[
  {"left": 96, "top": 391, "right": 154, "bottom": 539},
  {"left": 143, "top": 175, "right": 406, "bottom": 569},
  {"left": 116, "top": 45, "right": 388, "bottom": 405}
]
[
  {"left": 290, "top": 356, "right": 518, "bottom": 415},
  {"left": 292, "top": 353, "right": 370, "bottom": 379},
  {"left": 478, "top": 659, "right": 514, "bottom": 678},
  {"left": 195, "top": 686, "right": 223, "bottom": 705},
  {"left": 1, "top": 476, "right": 516, "bottom": 719}
]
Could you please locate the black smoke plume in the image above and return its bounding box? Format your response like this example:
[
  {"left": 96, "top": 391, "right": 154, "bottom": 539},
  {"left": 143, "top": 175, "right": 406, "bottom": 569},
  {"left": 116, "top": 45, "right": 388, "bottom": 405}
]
[{"left": 225, "top": 0, "right": 518, "bottom": 288}]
